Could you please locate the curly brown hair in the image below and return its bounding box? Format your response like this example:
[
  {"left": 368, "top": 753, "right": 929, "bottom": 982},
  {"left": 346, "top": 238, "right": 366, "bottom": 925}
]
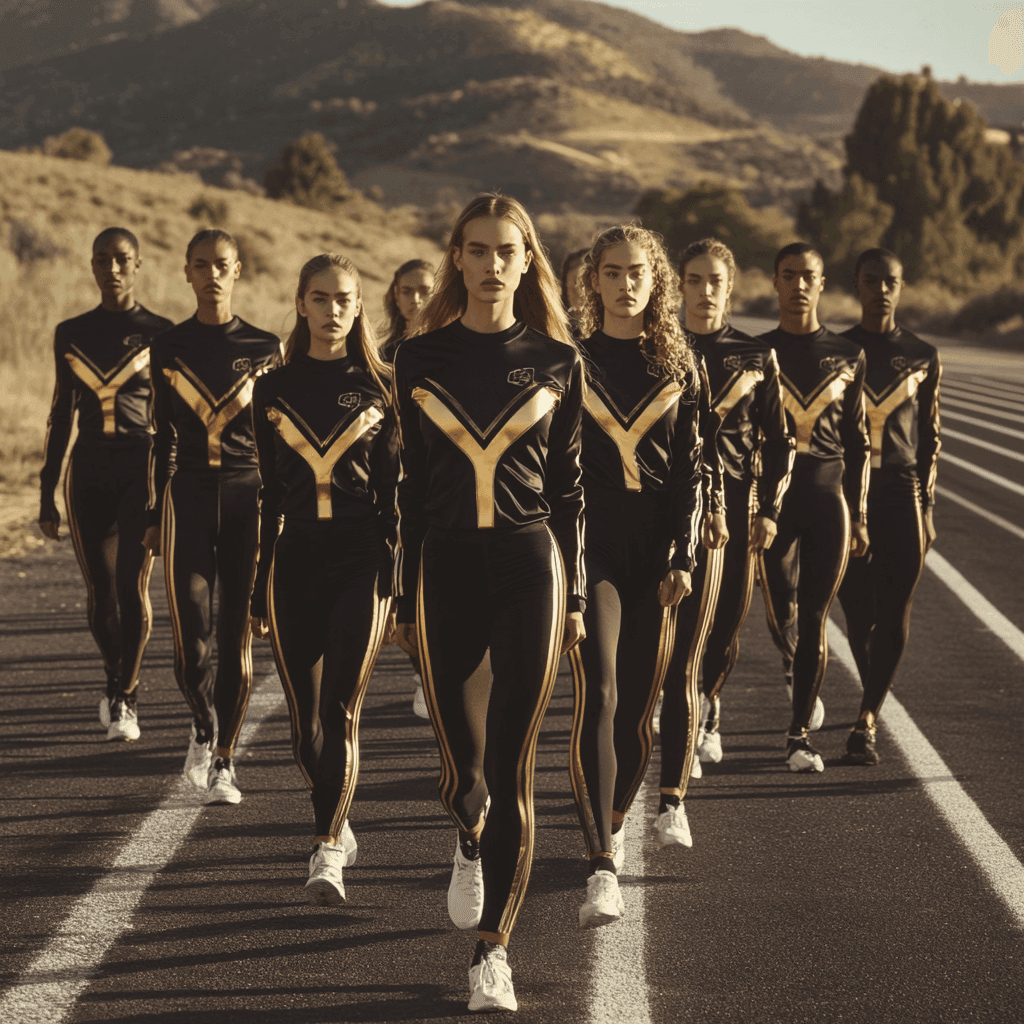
[{"left": 579, "top": 224, "right": 696, "bottom": 387}]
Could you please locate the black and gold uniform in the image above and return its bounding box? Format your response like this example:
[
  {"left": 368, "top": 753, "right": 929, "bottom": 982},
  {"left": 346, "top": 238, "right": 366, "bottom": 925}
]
[
  {"left": 393, "top": 319, "right": 584, "bottom": 946},
  {"left": 837, "top": 325, "right": 940, "bottom": 745},
  {"left": 568, "top": 331, "right": 705, "bottom": 863},
  {"left": 659, "top": 325, "right": 794, "bottom": 794},
  {"left": 40, "top": 304, "right": 172, "bottom": 704},
  {"left": 251, "top": 353, "right": 396, "bottom": 836},
  {"left": 757, "top": 326, "right": 870, "bottom": 735},
  {"left": 150, "top": 315, "right": 280, "bottom": 755}
]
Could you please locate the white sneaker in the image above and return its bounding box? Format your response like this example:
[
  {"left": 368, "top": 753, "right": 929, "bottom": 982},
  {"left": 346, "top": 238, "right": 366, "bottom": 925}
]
[
  {"left": 339, "top": 819, "right": 357, "bottom": 867},
  {"left": 98, "top": 696, "right": 111, "bottom": 728},
  {"left": 690, "top": 756, "right": 703, "bottom": 779},
  {"left": 786, "top": 734, "right": 824, "bottom": 773},
  {"left": 468, "top": 945, "right": 517, "bottom": 1012},
  {"left": 698, "top": 728, "right": 723, "bottom": 763},
  {"left": 654, "top": 804, "right": 692, "bottom": 848},
  {"left": 183, "top": 725, "right": 213, "bottom": 789},
  {"left": 412, "top": 681, "right": 430, "bottom": 719},
  {"left": 448, "top": 840, "right": 484, "bottom": 929},
  {"left": 206, "top": 757, "right": 242, "bottom": 804},
  {"left": 578, "top": 870, "right": 624, "bottom": 928},
  {"left": 105, "top": 696, "right": 141, "bottom": 742},
  {"left": 305, "top": 842, "right": 347, "bottom": 904},
  {"left": 652, "top": 691, "right": 663, "bottom": 734},
  {"left": 785, "top": 681, "right": 825, "bottom": 732},
  {"left": 611, "top": 828, "right": 625, "bottom": 872}
]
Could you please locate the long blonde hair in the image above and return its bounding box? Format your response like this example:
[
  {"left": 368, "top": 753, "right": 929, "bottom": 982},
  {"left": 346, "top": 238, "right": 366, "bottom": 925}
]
[
  {"left": 381, "top": 258, "right": 435, "bottom": 351},
  {"left": 413, "top": 194, "right": 574, "bottom": 347},
  {"left": 283, "top": 253, "right": 391, "bottom": 403},
  {"left": 580, "top": 224, "right": 696, "bottom": 387}
]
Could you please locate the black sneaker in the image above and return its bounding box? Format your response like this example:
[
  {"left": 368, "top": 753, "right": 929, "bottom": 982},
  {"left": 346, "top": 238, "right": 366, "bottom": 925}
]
[
  {"left": 786, "top": 733, "right": 824, "bottom": 773},
  {"left": 845, "top": 727, "right": 880, "bottom": 766}
]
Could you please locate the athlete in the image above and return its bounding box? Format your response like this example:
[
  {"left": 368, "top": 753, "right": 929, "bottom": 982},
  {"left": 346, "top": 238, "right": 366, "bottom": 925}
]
[
  {"left": 380, "top": 258, "right": 436, "bottom": 719},
  {"left": 39, "top": 228, "right": 172, "bottom": 741},
  {"left": 559, "top": 247, "right": 589, "bottom": 338},
  {"left": 758, "top": 243, "right": 871, "bottom": 773},
  {"left": 249, "top": 253, "right": 397, "bottom": 901},
  {"left": 146, "top": 229, "right": 280, "bottom": 803},
  {"left": 658, "top": 239, "right": 794, "bottom": 799},
  {"left": 393, "top": 194, "right": 585, "bottom": 1012},
  {"left": 837, "top": 248, "right": 940, "bottom": 765},
  {"left": 568, "top": 225, "right": 705, "bottom": 927}
]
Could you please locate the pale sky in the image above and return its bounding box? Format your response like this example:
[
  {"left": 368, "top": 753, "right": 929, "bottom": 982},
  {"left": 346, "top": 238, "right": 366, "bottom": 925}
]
[{"left": 387, "top": 1, "right": 1024, "bottom": 84}]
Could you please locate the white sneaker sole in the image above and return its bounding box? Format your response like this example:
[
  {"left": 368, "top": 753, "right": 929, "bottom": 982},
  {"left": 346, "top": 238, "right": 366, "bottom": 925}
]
[
  {"left": 809, "top": 696, "right": 825, "bottom": 732},
  {"left": 107, "top": 720, "right": 140, "bottom": 742},
  {"left": 305, "top": 876, "right": 346, "bottom": 905},
  {"left": 579, "top": 901, "right": 624, "bottom": 928},
  {"left": 787, "top": 752, "right": 824, "bottom": 773},
  {"left": 98, "top": 697, "right": 110, "bottom": 728},
  {"left": 206, "top": 784, "right": 242, "bottom": 805}
]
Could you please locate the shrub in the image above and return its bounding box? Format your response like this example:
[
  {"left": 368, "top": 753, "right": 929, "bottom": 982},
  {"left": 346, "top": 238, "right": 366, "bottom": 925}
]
[
  {"left": 264, "top": 132, "right": 350, "bottom": 212},
  {"left": 42, "top": 127, "right": 112, "bottom": 165},
  {"left": 188, "top": 194, "right": 230, "bottom": 225}
]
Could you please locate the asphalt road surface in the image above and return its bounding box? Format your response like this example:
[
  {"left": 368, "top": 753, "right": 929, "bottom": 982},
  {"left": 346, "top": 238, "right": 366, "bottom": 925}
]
[{"left": 2, "top": 335, "right": 1022, "bottom": 1024}]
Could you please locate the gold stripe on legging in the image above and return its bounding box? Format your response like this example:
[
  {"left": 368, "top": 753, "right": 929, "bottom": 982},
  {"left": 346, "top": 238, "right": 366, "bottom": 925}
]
[
  {"left": 123, "top": 548, "right": 155, "bottom": 694},
  {"left": 567, "top": 645, "right": 604, "bottom": 859},
  {"left": 328, "top": 584, "right": 392, "bottom": 839},
  {"left": 615, "top": 597, "right": 678, "bottom": 819},
  {"left": 676, "top": 544, "right": 725, "bottom": 797},
  {"left": 494, "top": 529, "right": 565, "bottom": 944},
  {"left": 756, "top": 544, "right": 793, "bottom": 665},
  {"left": 220, "top": 517, "right": 260, "bottom": 757},
  {"left": 63, "top": 451, "right": 116, "bottom": 681},
  {"left": 808, "top": 503, "right": 851, "bottom": 718}
]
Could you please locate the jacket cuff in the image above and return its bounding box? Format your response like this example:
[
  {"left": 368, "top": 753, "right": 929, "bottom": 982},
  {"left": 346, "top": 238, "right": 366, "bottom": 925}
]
[
  {"left": 566, "top": 595, "right": 585, "bottom": 616},
  {"left": 669, "top": 552, "right": 695, "bottom": 572},
  {"left": 754, "top": 504, "right": 780, "bottom": 523},
  {"left": 395, "top": 595, "right": 416, "bottom": 623}
]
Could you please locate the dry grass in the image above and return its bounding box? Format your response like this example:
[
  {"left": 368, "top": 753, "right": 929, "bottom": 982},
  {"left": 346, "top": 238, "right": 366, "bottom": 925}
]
[{"left": 0, "top": 150, "right": 438, "bottom": 553}]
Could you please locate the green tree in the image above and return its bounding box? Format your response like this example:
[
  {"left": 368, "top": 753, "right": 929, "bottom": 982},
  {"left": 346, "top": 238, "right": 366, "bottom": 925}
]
[
  {"left": 635, "top": 181, "right": 796, "bottom": 273},
  {"left": 264, "top": 132, "right": 350, "bottom": 211},
  {"left": 42, "top": 127, "right": 112, "bottom": 165},
  {"left": 798, "top": 73, "right": 1024, "bottom": 288}
]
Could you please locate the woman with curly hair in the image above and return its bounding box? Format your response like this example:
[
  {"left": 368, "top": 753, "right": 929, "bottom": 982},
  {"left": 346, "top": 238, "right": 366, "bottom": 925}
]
[
  {"left": 392, "top": 194, "right": 585, "bottom": 1011},
  {"left": 568, "top": 224, "right": 716, "bottom": 928}
]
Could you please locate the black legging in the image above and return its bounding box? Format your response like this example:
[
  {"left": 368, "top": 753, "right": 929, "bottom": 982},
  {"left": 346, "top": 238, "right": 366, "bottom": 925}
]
[
  {"left": 64, "top": 443, "right": 154, "bottom": 697},
  {"left": 837, "top": 476, "right": 926, "bottom": 719},
  {"left": 758, "top": 459, "right": 851, "bottom": 732},
  {"left": 417, "top": 523, "right": 565, "bottom": 946},
  {"left": 657, "top": 541, "right": 724, "bottom": 800},
  {"left": 569, "top": 501, "right": 676, "bottom": 860},
  {"left": 161, "top": 466, "right": 260, "bottom": 754},
  {"left": 268, "top": 518, "right": 392, "bottom": 837}
]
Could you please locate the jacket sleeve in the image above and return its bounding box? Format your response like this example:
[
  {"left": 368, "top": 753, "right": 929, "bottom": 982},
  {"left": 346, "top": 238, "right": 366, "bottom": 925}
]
[
  {"left": 370, "top": 407, "right": 400, "bottom": 575},
  {"left": 697, "top": 358, "right": 726, "bottom": 519},
  {"left": 39, "top": 327, "right": 76, "bottom": 518},
  {"left": 147, "top": 343, "right": 177, "bottom": 528},
  {"left": 250, "top": 382, "right": 283, "bottom": 620},
  {"left": 753, "top": 350, "right": 795, "bottom": 521},
  {"left": 916, "top": 351, "right": 942, "bottom": 511},
  {"left": 545, "top": 356, "right": 587, "bottom": 615},
  {"left": 392, "top": 350, "right": 430, "bottom": 623},
  {"left": 840, "top": 350, "right": 871, "bottom": 524},
  {"left": 669, "top": 370, "right": 705, "bottom": 572}
]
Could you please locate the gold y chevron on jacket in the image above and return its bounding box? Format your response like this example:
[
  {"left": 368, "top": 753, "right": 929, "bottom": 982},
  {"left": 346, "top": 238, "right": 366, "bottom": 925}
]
[
  {"left": 163, "top": 361, "right": 256, "bottom": 468},
  {"left": 412, "top": 379, "right": 560, "bottom": 527},
  {"left": 779, "top": 369, "right": 857, "bottom": 453},
  {"left": 267, "top": 401, "right": 384, "bottom": 519},
  {"left": 584, "top": 378, "right": 685, "bottom": 490},
  {"left": 863, "top": 370, "right": 930, "bottom": 468},
  {"left": 65, "top": 346, "right": 151, "bottom": 436},
  {"left": 711, "top": 368, "right": 764, "bottom": 422}
]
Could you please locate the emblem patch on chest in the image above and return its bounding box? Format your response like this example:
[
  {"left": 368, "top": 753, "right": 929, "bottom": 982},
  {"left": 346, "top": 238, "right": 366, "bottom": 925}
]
[
  {"left": 232, "top": 357, "right": 252, "bottom": 373},
  {"left": 723, "top": 354, "right": 743, "bottom": 372},
  {"left": 122, "top": 334, "right": 143, "bottom": 348},
  {"left": 337, "top": 392, "right": 360, "bottom": 409},
  {"left": 890, "top": 356, "right": 909, "bottom": 371},
  {"left": 819, "top": 356, "right": 840, "bottom": 372},
  {"left": 507, "top": 367, "right": 535, "bottom": 387}
]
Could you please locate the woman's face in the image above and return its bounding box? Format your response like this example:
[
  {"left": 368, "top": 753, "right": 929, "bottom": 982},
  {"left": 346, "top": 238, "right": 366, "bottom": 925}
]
[
  {"left": 565, "top": 257, "right": 585, "bottom": 312},
  {"left": 593, "top": 240, "right": 653, "bottom": 321},
  {"left": 297, "top": 266, "right": 361, "bottom": 346},
  {"left": 395, "top": 267, "right": 434, "bottom": 323},
  {"left": 453, "top": 215, "right": 532, "bottom": 306},
  {"left": 681, "top": 253, "right": 732, "bottom": 326}
]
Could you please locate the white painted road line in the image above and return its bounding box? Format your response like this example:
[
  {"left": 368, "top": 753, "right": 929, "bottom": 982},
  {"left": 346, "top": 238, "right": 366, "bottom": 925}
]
[
  {"left": 942, "top": 427, "right": 1024, "bottom": 464},
  {"left": 941, "top": 388, "right": 1024, "bottom": 414},
  {"left": 936, "top": 485, "right": 1024, "bottom": 541},
  {"left": 941, "top": 396, "right": 1024, "bottom": 424},
  {"left": 588, "top": 778, "right": 652, "bottom": 1024},
  {"left": 942, "top": 411, "right": 1024, "bottom": 442},
  {"left": 0, "top": 672, "right": 285, "bottom": 1024},
  {"left": 827, "top": 622, "right": 1024, "bottom": 930},
  {"left": 941, "top": 452, "right": 1024, "bottom": 497},
  {"left": 924, "top": 549, "right": 1024, "bottom": 663},
  {"left": 943, "top": 379, "right": 1024, "bottom": 402}
]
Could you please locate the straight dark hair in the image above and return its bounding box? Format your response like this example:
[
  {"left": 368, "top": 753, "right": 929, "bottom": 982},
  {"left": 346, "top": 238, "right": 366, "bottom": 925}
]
[
  {"left": 382, "top": 258, "right": 435, "bottom": 350},
  {"left": 186, "top": 228, "right": 238, "bottom": 263}
]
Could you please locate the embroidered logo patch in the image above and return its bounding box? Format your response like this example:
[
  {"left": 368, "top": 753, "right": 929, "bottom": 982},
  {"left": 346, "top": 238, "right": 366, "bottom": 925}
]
[
  {"left": 337, "top": 393, "right": 360, "bottom": 409},
  {"left": 507, "top": 367, "right": 535, "bottom": 387},
  {"left": 819, "top": 357, "right": 839, "bottom": 372},
  {"left": 232, "top": 357, "right": 252, "bottom": 373},
  {"left": 890, "top": 356, "right": 909, "bottom": 371},
  {"left": 122, "top": 334, "right": 143, "bottom": 348},
  {"left": 723, "top": 354, "right": 743, "bottom": 372}
]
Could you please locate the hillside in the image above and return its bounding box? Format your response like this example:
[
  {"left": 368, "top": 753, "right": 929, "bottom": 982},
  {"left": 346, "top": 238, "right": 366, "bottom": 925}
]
[{"left": 0, "top": 149, "right": 439, "bottom": 511}]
